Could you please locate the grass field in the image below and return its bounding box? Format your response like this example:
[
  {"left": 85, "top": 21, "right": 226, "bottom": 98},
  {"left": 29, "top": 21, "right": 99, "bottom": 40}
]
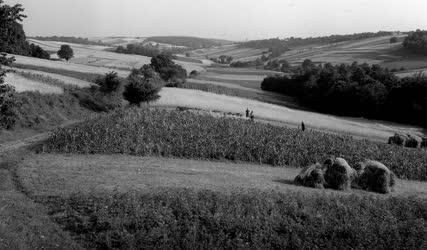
[{"left": 4, "top": 73, "right": 63, "bottom": 94}]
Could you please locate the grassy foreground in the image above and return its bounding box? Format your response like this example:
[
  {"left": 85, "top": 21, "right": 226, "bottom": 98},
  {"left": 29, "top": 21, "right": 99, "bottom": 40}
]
[
  {"left": 44, "top": 108, "right": 427, "bottom": 181},
  {"left": 39, "top": 189, "right": 427, "bottom": 249}
]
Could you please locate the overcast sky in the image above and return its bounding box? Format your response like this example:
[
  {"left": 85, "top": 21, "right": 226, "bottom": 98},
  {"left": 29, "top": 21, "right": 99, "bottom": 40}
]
[{"left": 5, "top": 0, "right": 427, "bottom": 41}]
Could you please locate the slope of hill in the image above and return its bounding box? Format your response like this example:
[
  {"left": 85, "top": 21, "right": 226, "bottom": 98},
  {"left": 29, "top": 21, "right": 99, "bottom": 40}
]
[{"left": 145, "top": 36, "right": 234, "bottom": 49}]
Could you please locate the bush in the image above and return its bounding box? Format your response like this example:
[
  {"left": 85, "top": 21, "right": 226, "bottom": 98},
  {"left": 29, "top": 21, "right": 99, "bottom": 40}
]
[
  {"left": 189, "top": 70, "right": 199, "bottom": 77},
  {"left": 95, "top": 71, "right": 122, "bottom": 93},
  {"left": 123, "top": 66, "right": 162, "bottom": 105},
  {"left": 150, "top": 53, "right": 187, "bottom": 86},
  {"left": 42, "top": 189, "right": 427, "bottom": 249},
  {"left": 403, "top": 29, "right": 427, "bottom": 55},
  {"left": 45, "top": 108, "right": 427, "bottom": 181},
  {"left": 390, "top": 37, "right": 399, "bottom": 43},
  {"left": 29, "top": 43, "right": 50, "bottom": 59}
]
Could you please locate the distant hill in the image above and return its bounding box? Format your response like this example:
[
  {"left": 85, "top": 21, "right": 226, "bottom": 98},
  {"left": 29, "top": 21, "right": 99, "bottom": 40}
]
[
  {"left": 145, "top": 36, "right": 234, "bottom": 49},
  {"left": 30, "top": 36, "right": 107, "bottom": 46}
]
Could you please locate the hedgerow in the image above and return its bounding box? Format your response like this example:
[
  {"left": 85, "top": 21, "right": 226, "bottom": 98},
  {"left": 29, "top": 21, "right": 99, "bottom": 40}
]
[
  {"left": 44, "top": 108, "right": 427, "bottom": 181},
  {"left": 41, "top": 189, "right": 427, "bottom": 249}
]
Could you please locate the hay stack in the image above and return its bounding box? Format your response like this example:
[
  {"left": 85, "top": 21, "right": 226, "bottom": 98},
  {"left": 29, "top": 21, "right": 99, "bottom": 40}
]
[
  {"left": 388, "top": 133, "right": 408, "bottom": 146},
  {"left": 353, "top": 160, "right": 396, "bottom": 194},
  {"left": 294, "top": 163, "right": 326, "bottom": 189},
  {"left": 324, "top": 157, "right": 355, "bottom": 191},
  {"left": 405, "top": 135, "right": 422, "bottom": 148}
]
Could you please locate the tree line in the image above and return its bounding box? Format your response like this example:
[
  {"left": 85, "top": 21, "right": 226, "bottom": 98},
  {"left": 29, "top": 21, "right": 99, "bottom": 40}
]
[
  {"left": 31, "top": 36, "right": 106, "bottom": 46},
  {"left": 403, "top": 29, "right": 427, "bottom": 55},
  {"left": 261, "top": 60, "right": 427, "bottom": 126},
  {"left": 115, "top": 43, "right": 186, "bottom": 57}
]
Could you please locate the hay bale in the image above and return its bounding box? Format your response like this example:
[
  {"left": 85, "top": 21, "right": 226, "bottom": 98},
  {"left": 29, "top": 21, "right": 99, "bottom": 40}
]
[
  {"left": 422, "top": 137, "right": 427, "bottom": 148},
  {"left": 324, "top": 157, "right": 355, "bottom": 191},
  {"left": 353, "top": 160, "right": 396, "bottom": 194},
  {"left": 388, "top": 133, "right": 408, "bottom": 146},
  {"left": 294, "top": 163, "right": 326, "bottom": 189},
  {"left": 405, "top": 135, "right": 422, "bottom": 148}
]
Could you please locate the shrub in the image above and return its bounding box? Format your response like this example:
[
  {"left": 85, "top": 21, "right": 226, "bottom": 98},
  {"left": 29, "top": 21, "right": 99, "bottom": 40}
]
[
  {"left": 189, "top": 70, "right": 199, "bottom": 77},
  {"left": 123, "top": 66, "right": 162, "bottom": 105},
  {"left": 150, "top": 53, "right": 187, "bottom": 86},
  {"left": 390, "top": 37, "right": 399, "bottom": 43},
  {"left": 0, "top": 83, "right": 19, "bottom": 129},
  {"left": 405, "top": 135, "right": 422, "bottom": 148},
  {"left": 44, "top": 108, "right": 427, "bottom": 181},
  {"left": 95, "top": 71, "right": 122, "bottom": 93},
  {"left": 57, "top": 45, "right": 74, "bottom": 61},
  {"left": 388, "top": 133, "right": 407, "bottom": 146},
  {"left": 41, "top": 189, "right": 427, "bottom": 249}
]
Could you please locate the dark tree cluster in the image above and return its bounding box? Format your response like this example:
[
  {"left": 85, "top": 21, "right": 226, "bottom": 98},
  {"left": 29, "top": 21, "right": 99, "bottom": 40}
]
[
  {"left": 403, "top": 29, "right": 427, "bottom": 55},
  {"left": 123, "top": 65, "right": 163, "bottom": 106},
  {"left": 0, "top": 1, "right": 50, "bottom": 59},
  {"left": 145, "top": 36, "right": 232, "bottom": 49},
  {"left": 150, "top": 53, "right": 187, "bottom": 87},
  {"left": 211, "top": 55, "right": 233, "bottom": 64},
  {"left": 261, "top": 60, "right": 427, "bottom": 126},
  {"left": 31, "top": 36, "right": 106, "bottom": 46},
  {"left": 57, "top": 44, "right": 74, "bottom": 61},
  {"left": 115, "top": 43, "right": 186, "bottom": 57}
]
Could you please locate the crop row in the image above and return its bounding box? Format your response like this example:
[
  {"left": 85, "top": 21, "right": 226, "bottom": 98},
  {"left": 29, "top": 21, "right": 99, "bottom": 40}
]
[{"left": 44, "top": 107, "right": 427, "bottom": 181}]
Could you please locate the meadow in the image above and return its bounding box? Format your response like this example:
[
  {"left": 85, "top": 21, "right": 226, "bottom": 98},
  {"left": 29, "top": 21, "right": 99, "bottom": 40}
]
[{"left": 44, "top": 108, "right": 427, "bottom": 181}]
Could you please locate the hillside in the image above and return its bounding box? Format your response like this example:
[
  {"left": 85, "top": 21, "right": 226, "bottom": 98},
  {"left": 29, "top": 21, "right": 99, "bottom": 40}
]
[{"left": 145, "top": 36, "right": 234, "bottom": 49}]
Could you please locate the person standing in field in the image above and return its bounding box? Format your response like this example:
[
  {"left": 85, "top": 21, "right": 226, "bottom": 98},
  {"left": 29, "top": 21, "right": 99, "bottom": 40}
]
[
  {"left": 246, "top": 108, "right": 250, "bottom": 118},
  {"left": 250, "top": 111, "right": 254, "bottom": 121},
  {"left": 301, "top": 121, "right": 306, "bottom": 131}
]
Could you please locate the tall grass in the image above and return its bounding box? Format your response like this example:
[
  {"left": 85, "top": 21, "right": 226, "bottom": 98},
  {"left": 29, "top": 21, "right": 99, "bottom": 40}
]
[
  {"left": 45, "top": 108, "right": 427, "bottom": 181},
  {"left": 41, "top": 189, "right": 427, "bottom": 249}
]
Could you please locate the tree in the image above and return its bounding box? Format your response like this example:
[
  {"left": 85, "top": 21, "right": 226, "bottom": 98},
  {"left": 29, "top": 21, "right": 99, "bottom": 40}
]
[
  {"left": 150, "top": 53, "right": 187, "bottom": 87},
  {"left": 403, "top": 29, "right": 427, "bottom": 55},
  {"left": 57, "top": 45, "right": 74, "bottom": 61},
  {"left": 96, "top": 71, "right": 121, "bottom": 93},
  {"left": 0, "top": 53, "right": 18, "bottom": 129},
  {"left": 389, "top": 37, "right": 398, "bottom": 43},
  {"left": 123, "top": 65, "right": 163, "bottom": 106}
]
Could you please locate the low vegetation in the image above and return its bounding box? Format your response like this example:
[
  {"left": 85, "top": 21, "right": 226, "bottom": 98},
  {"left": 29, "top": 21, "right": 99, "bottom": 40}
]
[
  {"left": 44, "top": 108, "right": 427, "bottom": 181},
  {"left": 123, "top": 66, "right": 162, "bottom": 105},
  {"left": 39, "top": 188, "right": 427, "bottom": 249},
  {"left": 261, "top": 60, "right": 427, "bottom": 126},
  {"left": 150, "top": 53, "right": 187, "bottom": 87}
]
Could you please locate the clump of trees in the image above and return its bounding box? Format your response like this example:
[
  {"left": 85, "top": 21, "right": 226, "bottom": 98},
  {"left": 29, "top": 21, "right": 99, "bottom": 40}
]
[
  {"left": 123, "top": 65, "right": 162, "bottom": 106},
  {"left": 403, "top": 29, "right": 427, "bottom": 55},
  {"left": 0, "top": 1, "right": 50, "bottom": 59},
  {"left": 0, "top": 54, "right": 18, "bottom": 129},
  {"left": 115, "top": 43, "right": 186, "bottom": 57},
  {"left": 57, "top": 45, "right": 74, "bottom": 61},
  {"left": 211, "top": 55, "right": 233, "bottom": 64},
  {"left": 150, "top": 53, "right": 187, "bottom": 87},
  {"left": 96, "top": 71, "right": 121, "bottom": 93},
  {"left": 389, "top": 37, "right": 399, "bottom": 44},
  {"left": 261, "top": 60, "right": 427, "bottom": 126},
  {"left": 239, "top": 38, "right": 289, "bottom": 58}
]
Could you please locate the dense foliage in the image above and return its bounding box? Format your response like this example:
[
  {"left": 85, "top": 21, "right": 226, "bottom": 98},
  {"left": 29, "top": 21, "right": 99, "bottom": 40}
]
[
  {"left": 45, "top": 108, "right": 427, "bottom": 181},
  {"left": 95, "top": 71, "right": 122, "bottom": 93},
  {"left": 210, "top": 55, "right": 233, "bottom": 64},
  {"left": 145, "top": 36, "right": 232, "bottom": 49},
  {"left": 261, "top": 60, "right": 427, "bottom": 126},
  {"left": 0, "top": 1, "right": 50, "bottom": 59},
  {"left": 123, "top": 66, "right": 162, "bottom": 105},
  {"left": 115, "top": 43, "right": 186, "bottom": 57},
  {"left": 0, "top": 57, "right": 18, "bottom": 129},
  {"left": 403, "top": 29, "right": 427, "bottom": 55},
  {"left": 239, "top": 38, "right": 288, "bottom": 58},
  {"left": 150, "top": 53, "right": 187, "bottom": 87},
  {"left": 31, "top": 36, "right": 106, "bottom": 46},
  {"left": 57, "top": 44, "right": 74, "bottom": 61},
  {"left": 42, "top": 189, "right": 427, "bottom": 249}
]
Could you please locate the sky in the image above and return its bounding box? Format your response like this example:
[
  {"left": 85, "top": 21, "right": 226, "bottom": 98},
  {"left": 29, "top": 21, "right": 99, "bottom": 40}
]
[{"left": 5, "top": 0, "right": 427, "bottom": 41}]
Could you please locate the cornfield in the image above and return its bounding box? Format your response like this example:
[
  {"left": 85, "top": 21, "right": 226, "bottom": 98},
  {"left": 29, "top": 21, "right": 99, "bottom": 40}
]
[{"left": 45, "top": 107, "right": 427, "bottom": 181}]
